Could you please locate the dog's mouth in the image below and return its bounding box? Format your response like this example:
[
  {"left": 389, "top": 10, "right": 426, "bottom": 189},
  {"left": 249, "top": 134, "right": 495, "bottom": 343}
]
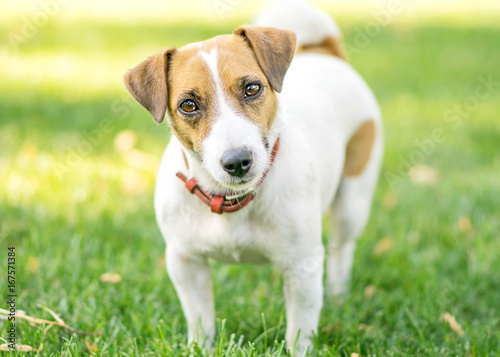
[
  {"left": 212, "top": 139, "right": 276, "bottom": 194},
  {"left": 228, "top": 178, "right": 251, "bottom": 186},
  {"left": 199, "top": 136, "right": 273, "bottom": 196},
  {"left": 220, "top": 175, "right": 260, "bottom": 192}
]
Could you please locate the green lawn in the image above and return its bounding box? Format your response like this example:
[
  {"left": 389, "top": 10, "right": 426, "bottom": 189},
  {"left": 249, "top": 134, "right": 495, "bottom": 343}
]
[{"left": 1, "top": 2, "right": 500, "bottom": 356}]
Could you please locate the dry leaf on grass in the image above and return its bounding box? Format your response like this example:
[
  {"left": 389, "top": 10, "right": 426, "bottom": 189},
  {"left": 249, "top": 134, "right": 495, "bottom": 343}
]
[
  {"left": 409, "top": 164, "right": 438, "bottom": 185},
  {"left": 18, "top": 142, "right": 39, "bottom": 167},
  {"left": 124, "top": 149, "right": 160, "bottom": 173},
  {"left": 351, "top": 353, "right": 360, "bottom": 357},
  {"left": 0, "top": 306, "right": 101, "bottom": 336},
  {"left": 121, "top": 171, "right": 150, "bottom": 195},
  {"left": 373, "top": 237, "right": 395, "bottom": 256},
  {"left": 364, "top": 284, "right": 377, "bottom": 299},
  {"left": 357, "top": 324, "right": 373, "bottom": 331},
  {"left": 321, "top": 323, "right": 334, "bottom": 333},
  {"left": 382, "top": 192, "right": 398, "bottom": 208},
  {"left": 458, "top": 215, "right": 472, "bottom": 232},
  {"left": 157, "top": 254, "right": 166, "bottom": 270},
  {"left": 100, "top": 273, "right": 122, "bottom": 284},
  {"left": 28, "top": 256, "right": 40, "bottom": 274},
  {"left": 85, "top": 338, "right": 99, "bottom": 355},
  {"left": 440, "top": 312, "right": 464, "bottom": 336},
  {"left": 0, "top": 343, "right": 34, "bottom": 352},
  {"left": 114, "top": 130, "right": 136, "bottom": 153}
]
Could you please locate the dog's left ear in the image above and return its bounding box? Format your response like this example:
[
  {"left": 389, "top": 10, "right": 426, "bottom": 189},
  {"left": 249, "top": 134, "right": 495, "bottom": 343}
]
[
  {"left": 234, "top": 25, "right": 296, "bottom": 93},
  {"left": 123, "top": 48, "right": 176, "bottom": 124}
]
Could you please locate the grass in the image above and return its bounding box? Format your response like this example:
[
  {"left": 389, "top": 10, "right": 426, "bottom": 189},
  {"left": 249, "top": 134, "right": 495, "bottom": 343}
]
[{"left": 1, "top": 1, "right": 500, "bottom": 356}]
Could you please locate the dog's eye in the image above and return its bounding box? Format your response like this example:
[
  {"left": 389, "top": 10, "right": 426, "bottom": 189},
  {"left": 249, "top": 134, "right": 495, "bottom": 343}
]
[
  {"left": 179, "top": 100, "right": 198, "bottom": 114},
  {"left": 244, "top": 83, "right": 261, "bottom": 98}
]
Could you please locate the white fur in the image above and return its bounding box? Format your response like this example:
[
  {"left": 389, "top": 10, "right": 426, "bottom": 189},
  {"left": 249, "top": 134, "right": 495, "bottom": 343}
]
[
  {"left": 154, "top": 1, "right": 383, "bottom": 354},
  {"left": 254, "top": 0, "right": 342, "bottom": 47},
  {"left": 199, "top": 48, "right": 268, "bottom": 190}
]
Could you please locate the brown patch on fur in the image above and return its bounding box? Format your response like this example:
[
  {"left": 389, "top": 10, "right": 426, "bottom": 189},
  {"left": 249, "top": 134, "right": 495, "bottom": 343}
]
[
  {"left": 166, "top": 45, "right": 218, "bottom": 151},
  {"left": 123, "top": 48, "right": 176, "bottom": 123},
  {"left": 124, "top": 25, "right": 296, "bottom": 152},
  {"left": 215, "top": 35, "right": 279, "bottom": 136},
  {"left": 233, "top": 26, "right": 296, "bottom": 92},
  {"left": 343, "top": 120, "right": 376, "bottom": 177},
  {"left": 166, "top": 30, "right": 292, "bottom": 151},
  {"left": 297, "top": 36, "right": 346, "bottom": 60}
]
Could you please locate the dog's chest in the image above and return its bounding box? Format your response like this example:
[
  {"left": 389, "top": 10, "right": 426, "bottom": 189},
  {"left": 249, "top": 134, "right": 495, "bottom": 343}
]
[{"left": 169, "top": 206, "right": 278, "bottom": 264}]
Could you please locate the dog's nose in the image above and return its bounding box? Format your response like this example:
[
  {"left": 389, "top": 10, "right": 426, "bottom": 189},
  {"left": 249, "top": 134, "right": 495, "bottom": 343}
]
[{"left": 220, "top": 149, "right": 253, "bottom": 177}]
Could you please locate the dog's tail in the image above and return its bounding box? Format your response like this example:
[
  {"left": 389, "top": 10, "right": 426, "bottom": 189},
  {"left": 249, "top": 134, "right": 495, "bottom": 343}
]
[{"left": 253, "top": 0, "right": 346, "bottom": 60}]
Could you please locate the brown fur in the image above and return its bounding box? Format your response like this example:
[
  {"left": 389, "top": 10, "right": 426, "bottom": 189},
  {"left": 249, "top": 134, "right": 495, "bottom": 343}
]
[
  {"left": 166, "top": 32, "right": 290, "bottom": 152},
  {"left": 166, "top": 44, "right": 218, "bottom": 151},
  {"left": 233, "top": 26, "right": 297, "bottom": 92},
  {"left": 123, "top": 48, "right": 176, "bottom": 123},
  {"left": 215, "top": 35, "right": 279, "bottom": 137},
  {"left": 124, "top": 26, "right": 296, "bottom": 153},
  {"left": 343, "top": 120, "right": 375, "bottom": 177},
  {"left": 297, "top": 36, "right": 346, "bottom": 60}
]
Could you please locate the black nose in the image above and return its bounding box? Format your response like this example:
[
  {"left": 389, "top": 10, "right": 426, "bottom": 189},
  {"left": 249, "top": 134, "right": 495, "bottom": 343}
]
[{"left": 220, "top": 149, "right": 253, "bottom": 177}]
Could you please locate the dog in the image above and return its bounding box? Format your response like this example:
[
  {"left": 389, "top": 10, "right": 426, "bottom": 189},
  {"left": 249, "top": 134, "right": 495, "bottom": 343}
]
[{"left": 123, "top": 0, "right": 383, "bottom": 353}]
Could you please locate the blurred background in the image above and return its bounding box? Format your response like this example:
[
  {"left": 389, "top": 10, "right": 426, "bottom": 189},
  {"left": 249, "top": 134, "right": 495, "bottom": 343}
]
[{"left": 1, "top": 0, "right": 499, "bottom": 355}]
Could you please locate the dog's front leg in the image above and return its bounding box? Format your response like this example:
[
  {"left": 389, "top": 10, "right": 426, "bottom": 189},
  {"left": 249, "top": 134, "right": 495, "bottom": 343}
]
[
  {"left": 166, "top": 247, "right": 215, "bottom": 348},
  {"left": 281, "top": 244, "right": 324, "bottom": 355}
]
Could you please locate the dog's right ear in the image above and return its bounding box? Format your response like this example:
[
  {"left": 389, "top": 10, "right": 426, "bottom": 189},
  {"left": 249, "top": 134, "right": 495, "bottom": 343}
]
[
  {"left": 233, "top": 26, "right": 296, "bottom": 93},
  {"left": 123, "top": 48, "right": 176, "bottom": 124}
]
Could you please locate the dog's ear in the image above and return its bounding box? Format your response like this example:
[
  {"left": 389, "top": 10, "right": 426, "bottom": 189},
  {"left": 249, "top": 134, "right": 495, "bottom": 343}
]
[
  {"left": 233, "top": 25, "right": 296, "bottom": 93},
  {"left": 123, "top": 48, "right": 176, "bottom": 124}
]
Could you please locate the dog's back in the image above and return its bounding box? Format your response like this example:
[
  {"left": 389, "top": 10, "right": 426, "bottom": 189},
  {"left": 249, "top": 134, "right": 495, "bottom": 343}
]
[
  {"left": 256, "top": 0, "right": 384, "bottom": 306},
  {"left": 255, "top": 0, "right": 383, "bottom": 211},
  {"left": 255, "top": 0, "right": 344, "bottom": 59}
]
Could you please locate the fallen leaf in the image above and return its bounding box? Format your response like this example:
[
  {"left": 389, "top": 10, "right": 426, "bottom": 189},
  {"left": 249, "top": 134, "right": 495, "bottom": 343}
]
[
  {"left": 114, "top": 130, "right": 136, "bottom": 153},
  {"left": 28, "top": 256, "right": 40, "bottom": 274},
  {"left": 124, "top": 149, "right": 160, "bottom": 173},
  {"left": 357, "top": 324, "right": 373, "bottom": 331},
  {"left": 85, "top": 338, "right": 98, "bottom": 355},
  {"left": 100, "top": 273, "right": 122, "bottom": 284},
  {"left": 364, "top": 284, "right": 376, "bottom": 299},
  {"left": 17, "top": 142, "right": 39, "bottom": 168},
  {"left": 0, "top": 343, "right": 34, "bottom": 352},
  {"left": 121, "top": 171, "right": 149, "bottom": 195},
  {"left": 409, "top": 164, "right": 438, "bottom": 186},
  {"left": 0, "top": 307, "right": 102, "bottom": 337},
  {"left": 373, "top": 237, "right": 395, "bottom": 256},
  {"left": 321, "top": 323, "right": 334, "bottom": 333},
  {"left": 383, "top": 192, "right": 398, "bottom": 208},
  {"left": 458, "top": 215, "right": 471, "bottom": 232},
  {"left": 440, "top": 312, "right": 464, "bottom": 336},
  {"left": 157, "top": 254, "right": 166, "bottom": 270},
  {"left": 254, "top": 283, "right": 268, "bottom": 298},
  {"left": 351, "top": 353, "right": 360, "bottom": 357},
  {"left": 22, "top": 142, "right": 39, "bottom": 157}
]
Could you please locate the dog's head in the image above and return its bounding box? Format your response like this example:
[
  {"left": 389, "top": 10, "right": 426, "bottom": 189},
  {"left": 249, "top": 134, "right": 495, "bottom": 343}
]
[{"left": 124, "top": 26, "right": 296, "bottom": 190}]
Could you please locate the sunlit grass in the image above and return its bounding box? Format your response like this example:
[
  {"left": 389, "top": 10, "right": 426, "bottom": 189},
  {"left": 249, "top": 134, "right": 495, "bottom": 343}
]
[{"left": 1, "top": 1, "right": 500, "bottom": 356}]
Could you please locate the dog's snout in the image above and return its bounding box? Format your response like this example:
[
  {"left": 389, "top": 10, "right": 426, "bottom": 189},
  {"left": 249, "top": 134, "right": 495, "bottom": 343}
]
[{"left": 221, "top": 149, "right": 253, "bottom": 177}]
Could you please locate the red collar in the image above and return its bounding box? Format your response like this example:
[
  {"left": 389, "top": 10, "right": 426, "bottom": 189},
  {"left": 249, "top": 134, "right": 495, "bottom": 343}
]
[{"left": 176, "top": 138, "right": 280, "bottom": 214}]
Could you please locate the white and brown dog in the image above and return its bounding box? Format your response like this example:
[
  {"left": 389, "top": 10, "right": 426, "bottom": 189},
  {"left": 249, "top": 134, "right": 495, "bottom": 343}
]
[{"left": 124, "top": 0, "right": 382, "bottom": 353}]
